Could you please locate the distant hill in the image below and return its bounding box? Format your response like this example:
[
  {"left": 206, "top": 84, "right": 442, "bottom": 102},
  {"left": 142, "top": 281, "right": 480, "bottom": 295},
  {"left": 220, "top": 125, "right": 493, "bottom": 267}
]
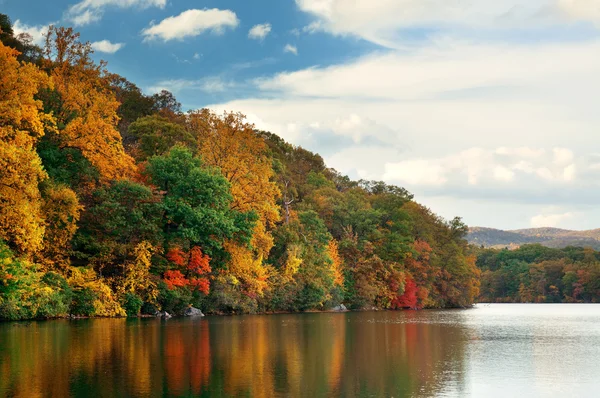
[{"left": 467, "top": 227, "right": 600, "bottom": 249}]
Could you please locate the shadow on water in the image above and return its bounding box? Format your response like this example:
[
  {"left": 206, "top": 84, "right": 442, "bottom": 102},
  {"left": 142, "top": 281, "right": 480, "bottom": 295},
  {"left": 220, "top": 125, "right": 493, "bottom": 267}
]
[{"left": 0, "top": 311, "right": 472, "bottom": 397}]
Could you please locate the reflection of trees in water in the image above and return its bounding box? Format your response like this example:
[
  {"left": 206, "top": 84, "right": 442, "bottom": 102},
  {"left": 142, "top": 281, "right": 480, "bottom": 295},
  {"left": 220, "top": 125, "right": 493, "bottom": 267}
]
[{"left": 0, "top": 312, "right": 469, "bottom": 397}]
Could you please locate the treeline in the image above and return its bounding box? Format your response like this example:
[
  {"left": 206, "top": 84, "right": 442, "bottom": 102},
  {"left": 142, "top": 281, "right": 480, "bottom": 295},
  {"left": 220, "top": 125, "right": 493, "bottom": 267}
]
[
  {"left": 475, "top": 244, "right": 600, "bottom": 303},
  {"left": 0, "top": 16, "right": 480, "bottom": 320}
]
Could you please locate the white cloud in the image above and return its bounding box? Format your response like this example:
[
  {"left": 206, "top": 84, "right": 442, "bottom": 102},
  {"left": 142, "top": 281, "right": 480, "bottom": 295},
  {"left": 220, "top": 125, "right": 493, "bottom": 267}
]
[
  {"left": 148, "top": 77, "right": 234, "bottom": 94},
  {"left": 557, "top": 0, "right": 600, "bottom": 24},
  {"left": 294, "top": 0, "right": 600, "bottom": 47},
  {"left": 382, "top": 159, "right": 447, "bottom": 186},
  {"left": 553, "top": 147, "right": 574, "bottom": 165},
  {"left": 383, "top": 147, "right": 583, "bottom": 188},
  {"left": 71, "top": 10, "right": 99, "bottom": 26},
  {"left": 248, "top": 23, "right": 272, "bottom": 41},
  {"left": 284, "top": 44, "right": 298, "bottom": 55},
  {"left": 256, "top": 39, "right": 600, "bottom": 102},
  {"left": 13, "top": 20, "right": 51, "bottom": 46},
  {"left": 90, "top": 40, "right": 124, "bottom": 53},
  {"left": 496, "top": 147, "right": 546, "bottom": 158},
  {"left": 563, "top": 163, "right": 577, "bottom": 181},
  {"left": 494, "top": 165, "right": 515, "bottom": 182},
  {"left": 66, "top": 0, "right": 166, "bottom": 26},
  {"left": 531, "top": 211, "right": 576, "bottom": 227},
  {"left": 142, "top": 9, "right": 239, "bottom": 42}
]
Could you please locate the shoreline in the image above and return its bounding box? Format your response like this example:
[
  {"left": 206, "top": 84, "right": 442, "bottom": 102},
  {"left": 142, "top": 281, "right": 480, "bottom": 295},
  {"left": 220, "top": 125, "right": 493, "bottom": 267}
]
[{"left": 0, "top": 305, "right": 483, "bottom": 323}]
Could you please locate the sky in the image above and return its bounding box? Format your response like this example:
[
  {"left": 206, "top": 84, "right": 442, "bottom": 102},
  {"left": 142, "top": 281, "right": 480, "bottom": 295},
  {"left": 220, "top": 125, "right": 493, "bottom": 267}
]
[{"left": 5, "top": 0, "right": 600, "bottom": 231}]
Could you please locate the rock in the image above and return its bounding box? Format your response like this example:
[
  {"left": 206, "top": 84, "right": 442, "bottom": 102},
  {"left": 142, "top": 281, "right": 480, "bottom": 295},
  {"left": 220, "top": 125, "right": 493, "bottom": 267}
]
[
  {"left": 155, "top": 311, "right": 172, "bottom": 319},
  {"left": 184, "top": 307, "right": 204, "bottom": 317},
  {"left": 332, "top": 304, "right": 348, "bottom": 312}
]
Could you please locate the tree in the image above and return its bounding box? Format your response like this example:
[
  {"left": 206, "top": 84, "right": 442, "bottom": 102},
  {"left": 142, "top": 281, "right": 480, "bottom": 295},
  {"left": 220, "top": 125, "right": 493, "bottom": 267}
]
[
  {"left": 107, "top": 73, "right": 155, "bottom": 140},
  {"left": 39, "top": 183, "right": 82, "bottom": 269},
  {"left": 74, "top": 179, "right": 162, "bottom": 274},
  {"left": 145, "top": 146, "right": 256, "bottom": 259},
  {"left": 42, "top": 26, "right": 135, "bottom": 181},
  {"left": 0, "top": 41, "right": 55, "bottom": 254},
  {"left": 187, "top": 110, "right": 281, "bottom": 257},
  {"left": 127, "top": 115, "right": 194, "bottom": 161},
  {"left": 0, "top": 14, "right": 43, "bottom": 63}
]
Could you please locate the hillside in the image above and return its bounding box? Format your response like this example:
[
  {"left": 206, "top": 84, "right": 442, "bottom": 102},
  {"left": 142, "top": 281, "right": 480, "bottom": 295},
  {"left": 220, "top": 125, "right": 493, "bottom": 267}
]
[
  {"left": 0, "top": 22, "right": 481, "bottom": 321},
  {"left": 468, "top": 227, "right": 600, "bottom": 249}
]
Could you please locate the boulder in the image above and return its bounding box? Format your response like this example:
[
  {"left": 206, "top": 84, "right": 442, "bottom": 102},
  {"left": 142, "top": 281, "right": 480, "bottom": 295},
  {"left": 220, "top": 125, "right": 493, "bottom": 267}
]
[
  {"left": 155, "top": 311, "right": 172, "bottom": 319},
  {"left": 332, "top": 304, "right": 348, "bottom": 312},
  {"left": 184, "top": 307, "right": 204, "bottom": 317}
]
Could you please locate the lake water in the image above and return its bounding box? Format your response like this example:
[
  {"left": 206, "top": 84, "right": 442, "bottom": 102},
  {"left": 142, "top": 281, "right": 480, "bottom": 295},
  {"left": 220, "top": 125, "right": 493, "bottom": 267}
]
[{"left": 1, "top": 304, "right": 599, "bottom": 397}]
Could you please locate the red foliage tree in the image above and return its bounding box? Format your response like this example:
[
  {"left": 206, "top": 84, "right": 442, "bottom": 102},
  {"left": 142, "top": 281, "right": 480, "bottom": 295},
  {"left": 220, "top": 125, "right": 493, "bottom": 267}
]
[
  {"left": 167, "top": 247, "right": 187, "bottom": 267},
  {"left": 392, "top": 278, "right": 418, "bottom": 309},
  {"left": 164, "top": 270, "right": 188, "bottom": 290},
  {"left": 164, "top": 246, "right": 212, "bottom": 294}
]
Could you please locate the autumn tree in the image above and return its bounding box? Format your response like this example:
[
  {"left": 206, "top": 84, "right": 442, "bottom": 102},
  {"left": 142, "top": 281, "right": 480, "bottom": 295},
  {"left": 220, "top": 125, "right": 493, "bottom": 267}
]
[
  {"left": 74, "top": 179, "right": 163, "bottom": 275},
  {"left": 0, "top": 41, "right": 55, "bottom": 254},
  {"left": 145, "top": 146, "right": 256, "bottom": 258},
  {"left": 127, "top": 115, "right": 194, "bottom": 161},
  {"left": 42, "top": 26, "right": 135, "bottom": 181},
  {"left": 186, "top": 110, "right": 280, "bottom": 308},
  {"left": 39, "top": 183, "right": 82, "bottom": 269}
]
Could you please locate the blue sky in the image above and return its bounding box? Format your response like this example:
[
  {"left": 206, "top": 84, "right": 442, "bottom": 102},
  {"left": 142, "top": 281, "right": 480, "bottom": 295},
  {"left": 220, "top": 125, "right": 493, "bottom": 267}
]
[{"left": 6, "top": 0, "right": 600, "bottom": 231}]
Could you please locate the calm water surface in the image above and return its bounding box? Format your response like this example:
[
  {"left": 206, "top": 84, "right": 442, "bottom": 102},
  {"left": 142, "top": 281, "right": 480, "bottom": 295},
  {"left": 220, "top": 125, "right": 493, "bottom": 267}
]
[{"left": 1, "top": 304, "right": 599, "bottom": 397}]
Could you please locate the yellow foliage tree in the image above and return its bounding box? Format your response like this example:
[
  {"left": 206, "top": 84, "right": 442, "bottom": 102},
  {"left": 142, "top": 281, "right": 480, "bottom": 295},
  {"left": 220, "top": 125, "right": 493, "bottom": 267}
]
[
  {"left": 119, "top": 241, "right": 159, "bottom": 304},
  {"left": 282, "top": 245, "right": 302, "bottom": 282},
  {"left": 44, "top": 27, "right": 135, "bottom": 181},
  {"left": 327, "top": 239, "right": 344, "bottom": 287},
  {"left": 187, "top": 110, "right": 281, "bottom": 299},
  {"left": 0, "top": 41, "right": 55, "bottom": 254},
  {"left": 187, "top": 110, "right": 281, "bottom": 252},
  {"left": 222, "top": 241, "right": 270, "bottom": 298},
  {"left": 39, "top": 184, "right": 82, "bottom": 269},
  {"left": 68, "top": 267, "right": 126, "bottom": 317}
]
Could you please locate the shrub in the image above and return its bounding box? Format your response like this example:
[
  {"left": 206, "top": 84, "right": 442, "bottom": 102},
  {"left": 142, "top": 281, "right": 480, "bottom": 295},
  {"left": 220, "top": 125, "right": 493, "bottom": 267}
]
[
  {"left": 70, "top": 287, "right": 96, "bottom": 316},
  {"left": 123, "top": 292, "right": 143, "bottom": 317}
]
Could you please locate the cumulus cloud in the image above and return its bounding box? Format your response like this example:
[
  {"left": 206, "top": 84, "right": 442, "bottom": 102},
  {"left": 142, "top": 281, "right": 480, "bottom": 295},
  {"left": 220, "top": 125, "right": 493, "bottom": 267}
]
[
  {"left": 248, "top": 23, "right": 272, "bottom": 41},
  {"left": 13, "top": 20, "right": 51, "bottom": 46},
  {"left": 90, "top": 40, "right": 124, "bottom": 53},
  {"left": 284, "top": 44, "right": 298, "bottom": 55},
  {"left": 66, "top": 0, "right": 166, "bottom": 26},
  {"left": 142, "top": 9, "right": 239, "bottom": 42}
]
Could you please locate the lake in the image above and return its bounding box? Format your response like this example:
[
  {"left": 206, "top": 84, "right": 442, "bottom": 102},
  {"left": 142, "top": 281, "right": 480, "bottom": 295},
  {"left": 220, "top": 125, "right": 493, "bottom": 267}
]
[{"left": 1, "top": 304, "right": 599, "bottom": 397}]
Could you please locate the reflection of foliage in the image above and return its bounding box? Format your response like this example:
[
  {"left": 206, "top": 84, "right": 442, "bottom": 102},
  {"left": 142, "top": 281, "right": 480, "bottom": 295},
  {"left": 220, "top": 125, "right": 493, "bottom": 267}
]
[{"left": 0, "top": 311, "right": 469, "bottom": 397}]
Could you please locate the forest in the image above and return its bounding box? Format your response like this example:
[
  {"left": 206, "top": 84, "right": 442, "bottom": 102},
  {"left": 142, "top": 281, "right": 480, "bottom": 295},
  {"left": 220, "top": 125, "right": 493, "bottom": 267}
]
[
  {"left": 476, "top": 244, "right": 600, "bottom": 303},
  {"left": 3, "top": 15, "right": 600, "bottom": 321},
  {"left": 0, "top": 15, "right": 484, "bottom": 320}
]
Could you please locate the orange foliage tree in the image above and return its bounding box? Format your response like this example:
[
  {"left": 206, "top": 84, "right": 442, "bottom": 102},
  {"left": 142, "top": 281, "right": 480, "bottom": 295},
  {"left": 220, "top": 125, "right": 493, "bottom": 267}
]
[
  {"left": 0, "top": 41, "right": 55, "bottom": 254},
  {"left": 43, "top": 26, "right": 134, "bottom": 181}
]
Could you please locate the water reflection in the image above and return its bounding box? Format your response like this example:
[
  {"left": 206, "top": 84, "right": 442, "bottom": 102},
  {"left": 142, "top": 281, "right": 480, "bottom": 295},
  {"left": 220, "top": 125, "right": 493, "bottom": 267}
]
[
  {"left": 0, "top": 311, "right": 470, "bottom": 397},
  {"left": 4, "top": 305, "right": 598, "bottom": 397}
]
